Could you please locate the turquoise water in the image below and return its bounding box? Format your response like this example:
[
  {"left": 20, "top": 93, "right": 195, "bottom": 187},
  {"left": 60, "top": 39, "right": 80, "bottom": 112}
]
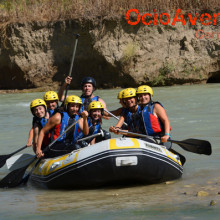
[{"left": 0, "top": 84, "right": 219, "bottom": 219}]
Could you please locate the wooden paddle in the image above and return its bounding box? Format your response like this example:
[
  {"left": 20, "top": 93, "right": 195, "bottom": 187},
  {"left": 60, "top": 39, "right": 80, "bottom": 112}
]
[
  {"left": 117, "top": 130, "right": 212, "bottom": 155},
  {"left": 0, "top": 145, "right": 28, "bottom": 168},
  {"left": 0, "top": 118, "right": 80, "bottom": 188}
]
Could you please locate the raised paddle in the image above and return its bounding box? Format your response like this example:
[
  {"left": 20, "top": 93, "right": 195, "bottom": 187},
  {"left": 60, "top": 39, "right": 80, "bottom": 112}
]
[
  {"left": 117, "top": 129, "right": 212, "bottom": 156},
  {"left": 0, "top": 145, "right": 28, "bottom": 168},
  {"left": 63, "top": 33, "right": 80, "bottom": 105},
  {"left": 0, "top": 118, "right": 80, "bottom": 188}
]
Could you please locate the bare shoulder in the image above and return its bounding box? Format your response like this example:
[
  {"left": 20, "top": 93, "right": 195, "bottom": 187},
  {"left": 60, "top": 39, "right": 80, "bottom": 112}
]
[
  {"left": 154, "top": 103, "right": 163, "bottom": 109},
  {"left": 50, "top": 112, "right": 62, "bottom": 124}
]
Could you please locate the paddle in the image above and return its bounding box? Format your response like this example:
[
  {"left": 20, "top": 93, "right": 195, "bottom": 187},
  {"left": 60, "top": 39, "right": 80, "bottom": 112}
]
[
  {"left": 6, "top": 131, "right": 105, "bottom": 172},
  {"left": 76, "top": 130, "right": 104, "bottom": 143},
  {"left": 63, "top": 33, "right": 80, "bottom": 105},
  {"left": 104, "top": 109, "right": 128, "bottom": 127},
  {"left": 0, "top": 145, "right": 28, "bottom": 168},
  {"left": 117, "top": 130, "right": 212, "bottom": 156},
  {"left": 6, "top": 154, "right": 35, "bottom": 171},
  {"left": 0, "top": 118, "right": 80, "bottom": 188}
]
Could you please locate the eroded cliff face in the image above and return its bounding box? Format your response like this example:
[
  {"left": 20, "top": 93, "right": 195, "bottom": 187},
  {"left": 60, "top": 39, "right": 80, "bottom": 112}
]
[{"left": 0, "top": 17, "right": 219, "bottom": 90}]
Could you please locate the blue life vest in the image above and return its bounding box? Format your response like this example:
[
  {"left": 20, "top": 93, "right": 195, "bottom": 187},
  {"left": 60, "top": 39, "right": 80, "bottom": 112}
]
[
  {"left": 123, "top": 105, "right": 142, "bottom": 132},
  {"left": 52, "top": 112, "right": 80, "bottom": 144},
  {"left": 32, "top": 116, "right": 48, "bottom": 129},
  {"left": 76, "top": 117, "right": 101, "bottom": 143},
  {"left": 141, "top": 102, "right": 165, "bottom": 136},
  {"left": 33, "top": 109, "right": 54, "bottom": 129},
  {"left": 80, "top": 95, "right": 99, "bottom": 112},
  {"left": 48, "top": 109, "right": 54, "bottom": 117}
]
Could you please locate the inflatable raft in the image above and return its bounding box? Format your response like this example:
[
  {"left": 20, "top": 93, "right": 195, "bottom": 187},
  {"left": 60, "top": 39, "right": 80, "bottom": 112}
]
[{"left": 29, "top": 137, "right": 183, "bottom": 189}]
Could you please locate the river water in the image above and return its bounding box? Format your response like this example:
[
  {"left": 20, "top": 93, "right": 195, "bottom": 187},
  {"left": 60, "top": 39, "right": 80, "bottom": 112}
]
[{"left": 0, "top": 84, "right": 219, "bottom": 219}]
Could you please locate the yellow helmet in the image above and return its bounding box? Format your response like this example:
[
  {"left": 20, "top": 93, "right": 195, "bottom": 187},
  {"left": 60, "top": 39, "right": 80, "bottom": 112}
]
[
  {"left": 30, "top": 99, "right": 47, "bottom": 110},
  {"left": 136, "top": 85, "right": 153, "bottom": 96},
  {"left": 122, "top": 88, "right": 136, "bottom": 99},
  {"left": 65, "top": 95, "right": 82, "bottom": 109},
  {"left": 88, "top": 101, "right": 104, "bottom": 112},
  {"left": 117, "top": 89, "right": 125, "bottom": 99},
  {"left": 44, "top": 91, "right": 58, "bottom": 101}
]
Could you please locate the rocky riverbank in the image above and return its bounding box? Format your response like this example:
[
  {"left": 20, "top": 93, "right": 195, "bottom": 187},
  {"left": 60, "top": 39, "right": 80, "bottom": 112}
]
[{"left": 0, "top": 13, "right": 220, "bottom": 90}]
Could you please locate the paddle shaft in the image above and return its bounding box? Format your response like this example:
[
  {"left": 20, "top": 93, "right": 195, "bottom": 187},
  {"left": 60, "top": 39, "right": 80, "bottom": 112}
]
[
  {"left": 76, "top": 130, "right": 104, "bottom": 143},
  {"left": 63, "top": 34, "right": 80, "bottom": 105},
  {"left": 104, "top": 109, "right": 128, "bottom": 127},
  {"left": 118, "top": 129, "right": 155, "bottom": 140},
  {"left": 118, "top": 130, "right": 211, "bottom": 155}
]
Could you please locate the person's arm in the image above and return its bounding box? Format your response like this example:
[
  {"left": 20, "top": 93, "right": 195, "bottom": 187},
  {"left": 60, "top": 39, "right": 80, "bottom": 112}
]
[
  {"left": 36, "top": 113, "right": 61, "bottom": 158},
  {"left": 90, "top": 138, "right": 96, "bottom": 145},
  {"left": 26, "top": 127, "right": 33, "bottom": 147},
  {"left": 154, "top": 103, "right": 171, "bottom": 143},
  {"left": 33, "top": 125, "right": 39, "bottom": 153},
  {"left": 57, "top": 76, "right": 72, "bottom": 102},
  {"left": 78, "top": 111, "right": 89, "bottom": 135},
  {"left": 98, "top": 97, "right": 106, "bottom": 109},
  {"left": 109, "top": 115, "right": 126, "bottom": 135}
]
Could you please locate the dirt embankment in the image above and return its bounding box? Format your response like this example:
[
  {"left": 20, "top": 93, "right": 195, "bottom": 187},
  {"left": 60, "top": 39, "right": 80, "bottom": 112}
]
[{"left": 0, "top": 13, "right": 220, "bottom": 91}]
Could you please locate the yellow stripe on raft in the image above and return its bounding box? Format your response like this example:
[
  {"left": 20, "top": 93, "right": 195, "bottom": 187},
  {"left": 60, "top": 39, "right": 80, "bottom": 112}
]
[
  {"left": 109, "top": 138, "right": 140, "bottom": 150},
  {"left": 34, "top": 151, "right": 79, "bottom": 175},
  {"left": 164, "top": 149, "right": 182, "bottom": 166}
]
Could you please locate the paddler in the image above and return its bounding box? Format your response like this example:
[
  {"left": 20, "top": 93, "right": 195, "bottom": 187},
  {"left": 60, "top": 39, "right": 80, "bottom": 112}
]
[
  {"left": 77, "top": 101, "right": 111, "bottom": 145},
  {"left": 36, "top": 95, "right": 89, "bottom": 158},
  {"left": 109, "top": 88, "right": 142, "bottom": 135},
  {"left": 26, "top": 91, "right": 59, "bottom": 147},
  {"left": 58, "top": 76, "right": 107, "bottom": 112},
  {"left": 29, "top": 99, "right": 50, "bottom": 153},
  {"left": 136, "top": 85, "right": 172, "bottom": 148}
]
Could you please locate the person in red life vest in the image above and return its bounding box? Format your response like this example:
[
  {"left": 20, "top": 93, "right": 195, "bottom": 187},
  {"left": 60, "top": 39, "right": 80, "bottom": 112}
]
[
  {"left": 30, "top": 99, "right": 50, "bottom": 153},
  {"left": 136, "top": 85, "right": 172, "bottom": 148},
  {"left": 36, "top": 95, "right": 89, "bottom": 158},
  {"left": 109, "top": 88, "right": 142, "bottom": 135},
  {"left": 26, "top": 91, "right": 59, "bottom": 147},
  {"left": 58, "top": 76, "right": 107, "bottom": 112}
]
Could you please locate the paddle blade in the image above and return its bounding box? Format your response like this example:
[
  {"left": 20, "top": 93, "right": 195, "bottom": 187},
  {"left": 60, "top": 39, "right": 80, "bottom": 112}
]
[
  {"left": 0, "top": 155, "right": 11, "bottom": 168},
  {"left": 0, "top": 157, "right": 36, "bottom": 188},
  {"left": 175, "top": 138, "right": 212, "bottom": 155},
  {"left": 6, "top": 154, "right": 35, "bottom": 171},
  {"left": 0, "top": 166, "right": 28, "bottom": 188},
  {"left": 0, "top": 145, "right": 28, "bottom": 168}
]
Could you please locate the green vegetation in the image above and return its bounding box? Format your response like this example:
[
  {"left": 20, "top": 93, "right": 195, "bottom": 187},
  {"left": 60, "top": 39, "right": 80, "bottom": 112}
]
[
  {"left": 121, "top": 42, "right": 139, "bottom": 63},
  {"left": 152, "top": 61, "right": 175, "bottom": 86},
  {"left": 0, "top": 0, "right": 219, "bottom": 24}
]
